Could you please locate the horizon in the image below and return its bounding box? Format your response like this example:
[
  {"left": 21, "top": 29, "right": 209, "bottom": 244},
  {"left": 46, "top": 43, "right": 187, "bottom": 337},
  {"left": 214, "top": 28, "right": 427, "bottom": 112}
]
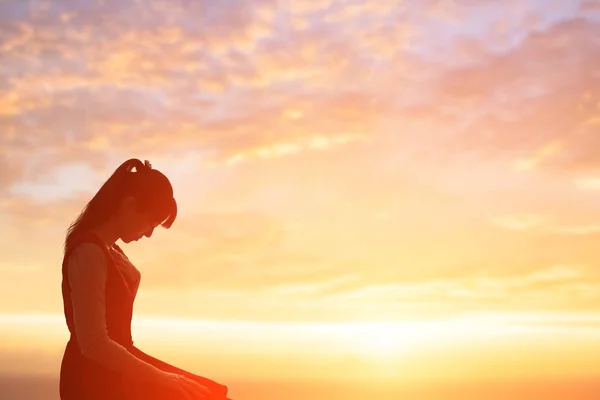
[
  {"left": 2, "top": 0, "right": 600, "bottom": 399},
  {"left": 2, "top": 374, "right": 599, "bottom": 400},
  {"left": 2, "top": 311, "right": 600, "bottom": 393}
]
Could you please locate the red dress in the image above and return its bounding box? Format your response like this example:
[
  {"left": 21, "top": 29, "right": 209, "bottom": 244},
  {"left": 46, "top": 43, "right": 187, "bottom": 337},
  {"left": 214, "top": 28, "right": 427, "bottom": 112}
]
[{"left": 59, "top": 231, "right": 228, "bottom": 399}]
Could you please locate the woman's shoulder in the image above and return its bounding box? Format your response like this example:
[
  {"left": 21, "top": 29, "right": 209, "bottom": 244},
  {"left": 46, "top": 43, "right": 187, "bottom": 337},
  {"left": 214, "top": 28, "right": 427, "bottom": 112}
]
[
  {"left": 67, "top": 242, "right": 108, "bottom": 264},
  {"left": 65, "top": 231, "right": 109, "bottom": 256}
]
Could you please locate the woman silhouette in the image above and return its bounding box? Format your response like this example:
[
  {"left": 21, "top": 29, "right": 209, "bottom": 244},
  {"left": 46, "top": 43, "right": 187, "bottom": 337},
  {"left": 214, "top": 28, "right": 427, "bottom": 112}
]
[{"left": 59, "top": 158, "right": 229, "bottom": 400}]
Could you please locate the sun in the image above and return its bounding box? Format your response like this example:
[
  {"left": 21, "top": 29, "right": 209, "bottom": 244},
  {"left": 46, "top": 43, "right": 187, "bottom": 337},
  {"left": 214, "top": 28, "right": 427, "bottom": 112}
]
[
  {"left": 348, "top": 322, "right": 420, "bottom": 359},
  {"left": 361, "top": 328, "right": 407, "bottom": 355}
]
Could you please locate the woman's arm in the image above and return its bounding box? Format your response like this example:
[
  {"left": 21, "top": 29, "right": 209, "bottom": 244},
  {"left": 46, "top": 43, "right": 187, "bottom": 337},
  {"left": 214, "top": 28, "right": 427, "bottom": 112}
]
[
  {"left": 68, "top": 243, "right": 165, "bottom": 382},
  {"left": 130, "top": 346, "right": 229, "bottom": 397}
]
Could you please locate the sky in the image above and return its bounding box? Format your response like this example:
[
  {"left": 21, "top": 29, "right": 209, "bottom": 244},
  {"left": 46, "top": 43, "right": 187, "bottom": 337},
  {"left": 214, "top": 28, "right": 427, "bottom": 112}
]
[{"left": 1, "top": 0, "right": 600, "bottom": 398}]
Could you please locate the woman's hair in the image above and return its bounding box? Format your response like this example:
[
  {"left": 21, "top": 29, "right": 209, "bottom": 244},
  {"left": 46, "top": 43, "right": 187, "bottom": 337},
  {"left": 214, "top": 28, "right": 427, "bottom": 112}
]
[{"left": 64, "top": 158, "right": 177, "bottom": 252}]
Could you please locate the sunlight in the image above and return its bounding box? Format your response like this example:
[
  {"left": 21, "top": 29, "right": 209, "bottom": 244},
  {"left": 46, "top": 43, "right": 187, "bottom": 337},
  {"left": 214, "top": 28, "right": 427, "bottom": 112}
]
[
  {"left": 348, "top": 322, "right": 419, "bottom": 358},
  {"left": 3, "top": 313, "right": 600, "bottom": 381}
]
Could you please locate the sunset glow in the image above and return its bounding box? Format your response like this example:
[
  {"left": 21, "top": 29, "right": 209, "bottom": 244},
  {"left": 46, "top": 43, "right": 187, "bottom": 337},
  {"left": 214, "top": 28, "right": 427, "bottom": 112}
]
[{"left": 2, "top": 0, "right": 600, "bottom": 399}]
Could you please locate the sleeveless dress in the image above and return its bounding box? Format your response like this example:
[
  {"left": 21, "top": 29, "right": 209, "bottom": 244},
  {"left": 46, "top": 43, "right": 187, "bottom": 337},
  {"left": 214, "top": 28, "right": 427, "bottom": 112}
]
[{"left": 59, "top": 231, "right": 228, "bottom": 399}]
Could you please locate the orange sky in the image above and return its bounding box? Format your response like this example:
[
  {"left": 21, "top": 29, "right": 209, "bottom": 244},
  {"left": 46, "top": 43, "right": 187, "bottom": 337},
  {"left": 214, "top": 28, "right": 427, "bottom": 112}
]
[{"left": 1, "top": 0, "right": 600, "bottom": 398}]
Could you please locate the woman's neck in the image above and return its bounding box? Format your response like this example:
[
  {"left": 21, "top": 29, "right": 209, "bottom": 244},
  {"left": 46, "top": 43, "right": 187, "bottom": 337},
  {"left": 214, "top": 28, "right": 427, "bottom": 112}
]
[{"left": 90, "top": 220, "right": 121, "bottom": 247}]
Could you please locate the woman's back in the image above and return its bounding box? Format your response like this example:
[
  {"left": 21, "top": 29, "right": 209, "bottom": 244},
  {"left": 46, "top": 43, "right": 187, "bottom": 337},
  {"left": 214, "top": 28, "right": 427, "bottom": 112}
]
[{"left": 60, "top": 231, "right": 137, "bottom": 399}]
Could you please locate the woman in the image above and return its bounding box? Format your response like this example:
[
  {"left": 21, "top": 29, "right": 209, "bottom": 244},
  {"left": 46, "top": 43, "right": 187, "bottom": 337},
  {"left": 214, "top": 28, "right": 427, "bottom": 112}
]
[{"left": 59, "top": 158, "right": 230, "bottom": 400}]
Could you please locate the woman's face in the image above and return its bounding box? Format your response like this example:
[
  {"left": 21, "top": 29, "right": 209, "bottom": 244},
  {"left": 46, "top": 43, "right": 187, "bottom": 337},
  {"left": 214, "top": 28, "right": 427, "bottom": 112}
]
[{"left": 118, "top": 197, "right": 160, "bottom": 243}]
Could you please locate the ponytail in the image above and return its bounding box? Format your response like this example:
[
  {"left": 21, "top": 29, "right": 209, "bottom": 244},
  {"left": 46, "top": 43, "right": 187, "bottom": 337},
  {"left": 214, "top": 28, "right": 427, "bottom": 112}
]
[{"left": 63, "top": 158, "right": 174, "bottom": 252}]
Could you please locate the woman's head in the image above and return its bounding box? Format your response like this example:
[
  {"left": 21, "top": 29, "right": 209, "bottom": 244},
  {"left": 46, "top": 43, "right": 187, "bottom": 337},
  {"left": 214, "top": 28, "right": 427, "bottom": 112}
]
[{"left": 64, "top": 158, "right": 177, "bottom": 250}]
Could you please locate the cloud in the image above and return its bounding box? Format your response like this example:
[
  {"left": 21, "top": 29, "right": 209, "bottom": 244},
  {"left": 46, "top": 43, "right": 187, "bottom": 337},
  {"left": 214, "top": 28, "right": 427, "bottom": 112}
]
[
  {"left": 1, "top": 0, "right": 597, "bottom": 186},
  {"left": 431, "top": 18, "right": 600, "bottom": 165},
  {"left": 2, "top": 0, "right": 600, "bottom": 321},
  {"left": 0, "top": 263, "right": 40, "bottom": 273},
  {"left": 574, "top": 176, "right": 600, "bottom": 190},
  {"left": 0, "top": 154, "right": 22, "bottom": 191},
  {"left": 489, "top": 212, "right": 600, "bottom": 238},
  {"left": 491, "top": 214, "right": 545, "bottom": 231},
  {"left": 512, "top": 140, "right": 564, "bottom": 171},
  {"left": 552, "top": 225, "right": 600, "bottom": 236},
  {"left": 129, "top": 262, "right": 600, "bottom": 321},
  {"left": 578, "top": 0, "right": 600, "bottom": 14},
  {"left": 263, "top": 274, "right": 361, "bottom": 296},
  {"left": 322, "top": 265, "right": 600, "bottom": 311}
]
